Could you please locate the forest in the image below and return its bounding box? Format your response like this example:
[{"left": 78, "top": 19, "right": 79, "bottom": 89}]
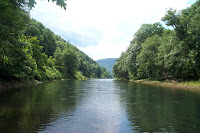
[
  {"left": 113, "top": 0, "right": 200, "bottom": 81},
  {"left": 0, "top": 0, "right": 110, "bottom": 81}
]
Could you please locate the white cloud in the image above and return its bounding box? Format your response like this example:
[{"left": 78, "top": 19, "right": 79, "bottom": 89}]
[
  {"left": 78, "top": 39, "right": 129, "bottom": 60},
  {"left": 30, "top": 0, "right": 195, "bottom": 60}
]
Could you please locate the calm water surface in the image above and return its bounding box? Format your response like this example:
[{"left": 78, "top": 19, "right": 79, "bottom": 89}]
[{"left": 0, "top": 79, "right": 200, "bottom": 133}]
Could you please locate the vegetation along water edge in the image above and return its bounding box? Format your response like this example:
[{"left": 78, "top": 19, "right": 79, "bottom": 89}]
[
  {"left": 0, "top": 0, "right": 111, "bottom": 89},
  {"left": 130, "top": 79, "right": 200, "bottom": 90},
  {"left": 112, "top": 0, "right": 200, "bottom": 90}
]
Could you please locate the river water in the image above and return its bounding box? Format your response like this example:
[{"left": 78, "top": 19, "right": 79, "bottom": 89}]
[{"left": 0, "top": 79, "right": 200, "bottom": 133}]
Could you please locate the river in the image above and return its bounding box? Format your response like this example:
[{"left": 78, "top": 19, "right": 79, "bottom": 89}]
[{"left": 0, "top": 79, "right": 200, "bottom": 133}]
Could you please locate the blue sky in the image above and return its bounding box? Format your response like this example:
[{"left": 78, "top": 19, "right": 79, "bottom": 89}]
[{"left": 30, "top": 0, "right": 196, "bottom": 60}]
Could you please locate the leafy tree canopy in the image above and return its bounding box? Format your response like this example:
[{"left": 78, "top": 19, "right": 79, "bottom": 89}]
[
  {"left": 113, "top": 0, "right": 200, "bottom": 81},
  {"left": 10, "top": 0, "right": 67, "bottom": 10}
]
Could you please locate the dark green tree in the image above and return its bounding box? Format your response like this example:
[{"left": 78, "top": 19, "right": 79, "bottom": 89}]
[
  {"left": 137, "top": 35, "right": 161, "bottom": 79},
  {"left": 10, "top": 0, "right": 67, "bottom": 10}
]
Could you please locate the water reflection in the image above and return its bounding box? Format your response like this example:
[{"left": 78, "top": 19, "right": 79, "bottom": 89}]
[
  {"left": 0, "top": 79, "right": 200, "bottom": 133},
  {"left": 116, "top": 81, "right": 200, "bottom": 132},
  {"left": 0, "top": 80, "right": 81, "bottom": 133},
  {"left": 39, "top": 79, "right": 130, "bottom": 133}
]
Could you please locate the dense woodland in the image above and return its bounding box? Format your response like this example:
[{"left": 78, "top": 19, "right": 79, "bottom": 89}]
[
  {"left": 0, "top": 0, "right": 110, "bottom": 81},
  {"left": 113, "top": 0, "right": 200, "bottom": 81}
]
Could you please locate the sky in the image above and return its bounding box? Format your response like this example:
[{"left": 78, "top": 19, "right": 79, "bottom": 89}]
[{"left": 30, "top": 0, "right": 196, "bottom": 60}]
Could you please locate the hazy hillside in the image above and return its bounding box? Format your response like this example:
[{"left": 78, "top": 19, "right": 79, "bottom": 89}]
[{"left": 97, "top": 58, "right": 118, "bottom": 75}]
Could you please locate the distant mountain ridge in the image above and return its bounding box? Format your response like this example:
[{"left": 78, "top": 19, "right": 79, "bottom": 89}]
[{"left": 97, "top": 58, "right": 118, "bottom": 76}]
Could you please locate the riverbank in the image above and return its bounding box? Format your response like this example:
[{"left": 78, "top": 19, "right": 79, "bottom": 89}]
[
  {"left": 130, "top": 79, "right": 200, "bottom": 90},
  {"left": 0, "top": 79, "right": 68, "bottom": 90},
  {"left": 0, "top": 80, "right": 39, "bottom": 89},
  {"left": 0, "top": 77, "right": 90, "bottom": 91}
]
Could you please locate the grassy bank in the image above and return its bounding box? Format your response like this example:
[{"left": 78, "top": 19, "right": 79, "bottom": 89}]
[{"left": 130, "top": 79, "right": 200, "bottom": 90}]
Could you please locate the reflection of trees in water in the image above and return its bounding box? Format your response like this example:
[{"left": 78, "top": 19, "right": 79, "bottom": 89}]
[
  {"left": 0, "top": 80, "right": 83, "bottom": 133},
  {"left": 1, "top": 80, "right": 200, "bottom": 133},
  {"left": 116, "top": 81, "right": 200, "bottom": 132}
]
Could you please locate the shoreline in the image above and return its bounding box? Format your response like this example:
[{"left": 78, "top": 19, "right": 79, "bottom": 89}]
[
  {"left": 0, "top": 78, "right": 68, "bottom": 90},
  {"left": 0, "top": 77, "right": 90, "bottom": 92},
  {"left": 130, "top": 79, "right": 200, "bottom": 90},
  {"left": 0, "top": 80, "right": 40, "bottom": 89},
  {"left": 1, "top": 78, "right": 200, "bottom": 91}
]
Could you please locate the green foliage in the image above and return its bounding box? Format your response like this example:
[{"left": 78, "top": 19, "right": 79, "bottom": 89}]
[
  {"left": 73, "top": 47, "right": 109, "bottom": 78},
  {"left": 0, "top": 0, "right": 31, "bottom": 80},
  {"left": 113, "top": 0, "right": 200, "bottom": 81},
  {"left": 53, "top": 39, "right": 110, "bottom": 79},
  {"left": 130, "top": 23, "right": 164, "bottom": 45},
  {"left": 113, "top": 53, "right": 129, "bottom": 80},
  {"left": 137, "top": 35, "right": 161, "bottom": 79},
  {"left": 10, "top": 0, "right": 67, "bottom": 10},
  {"left": 97, "top": 58, "right": 117, "bottom": 77},
  {"left": 0, "top": 0, "right": 116, "bottom": 81},
  {"left": 62, "top": 47, "right": 78, "bottom": 78},
  {"left": 0, "top": 35, "right": 37, "bottom": 80},
  {"left": 101, "top": 67, "right": 112, "bottom": 78},
  {"left": 0, "top": 0, "right": 30, "bottom": 43},
  {"left": 25, "top": 19, "right": 110, "bottom": 80},
  {"left": 45, "top": 66, "right": 62, "bottom": 80},
  {"left": 75, "top": 71, "right": 87, "bottom": 80},
  {"left": 25, "top": 19, "right": 57, "bottom": 56}
]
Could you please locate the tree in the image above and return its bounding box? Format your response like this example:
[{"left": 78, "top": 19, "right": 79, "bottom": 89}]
[
  {"left": 137, "top": 35, "right": 161, "bottom": 79},
  {"left": 25, "top": 19, "right": 57, "bottom": 56},
  {"left": 0, "top": 0, "right": 30, "bottom": 80},
  {"left": 113, "top": 1, "right": 200, "bottom": 81},
  {"left": 101, "top": 67, "right": 111, "bottom": 78},
  {"left": 114, "top": 23, "right": 165, "bottom": 80},
  {"left": 10, "top": 0, "right": 67, "bottom": 10},
  {"left": 0, "top": 0, "right": 30, "bottom": 43},
  {"left": 162, "top": 8, "right": 188, "bottom": 40},
  {"left": 130, "top": 23, "right": 164, "bottom": 45},
  {"left": 62, "top": 47, "right": 78, "bottom": 78},
  {"left": 113, "top": 53, "right": 129, "bottom": 80},
  {"left": 1, "top": 0, "right": 111, "bottom": 81},
  {"left": 162, "top": 0, "right": 200, "bottom": 79},
  {"left": 0, "top": 36, "right": 37, "bottom": 80},
  {"left": 28, "top": 36, "right": 47, "bottom": 69}
]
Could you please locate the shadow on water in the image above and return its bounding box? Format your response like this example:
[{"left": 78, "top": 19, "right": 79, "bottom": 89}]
[
  {"left": 115, "top": 81, "right": 200, "bottom": 132},
  {"left": 0, "top": 80, "right": 83, "bottom": 133},
  {"left": 0, "top": 79, "right": 200, "bottom": 133}
]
